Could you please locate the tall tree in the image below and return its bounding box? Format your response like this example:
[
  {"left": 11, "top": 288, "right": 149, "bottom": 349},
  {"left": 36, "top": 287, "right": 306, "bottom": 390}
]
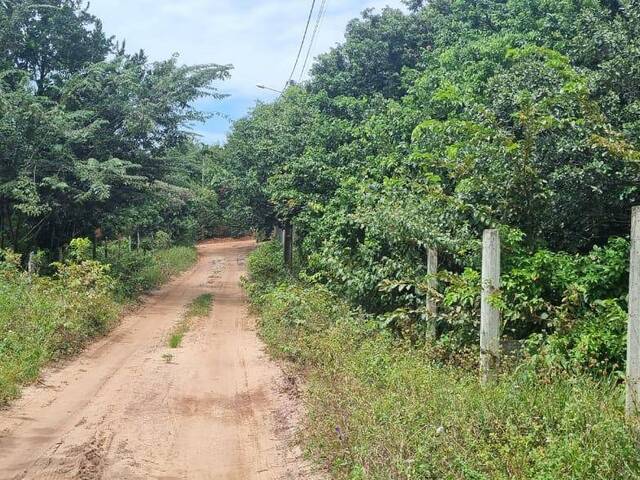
[
  {"left": 309, "top": 7, "right": 432, "bottom": 99},
  {"left": 0, "top": 0, "right": 113, "bottom": 95}
]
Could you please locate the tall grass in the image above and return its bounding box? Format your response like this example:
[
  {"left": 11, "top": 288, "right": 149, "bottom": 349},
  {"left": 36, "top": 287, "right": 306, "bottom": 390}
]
[
  {"left": 246, "top": 241, "right": 640, "bottom": 480},
  {"left": 0, "top": 261, "right": 117, "bottom": 405},
  {"left": 96, "top": 243, "right": 198, "bottom": 299},
  {"left": 0, "top": 245, "right": 197, "bottom": 406}
]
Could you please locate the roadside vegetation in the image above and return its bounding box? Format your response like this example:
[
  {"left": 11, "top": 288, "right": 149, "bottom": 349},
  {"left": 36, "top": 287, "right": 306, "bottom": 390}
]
[
  {"left": 231, "top": 1, "right": 640, "bottom": 476},
  {"left": 3, "top": 0, "right": 640, "bottom": 475},
  {"left": 225, "top": 0, "right": 640, "bottom": 379},
  {"left": 0, "top": 239, "right": 197, "bottom": 406},
  {"left": 168, "top": 293, "right": 214, "bottom": 348},
  {"left": 246, "top": 242, "right": 640, "bottom": 479}
]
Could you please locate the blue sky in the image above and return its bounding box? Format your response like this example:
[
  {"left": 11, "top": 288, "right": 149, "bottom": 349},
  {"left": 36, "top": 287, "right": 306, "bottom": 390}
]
[{"left": 88, "top": 0, "right": 406, "bottom": 144}]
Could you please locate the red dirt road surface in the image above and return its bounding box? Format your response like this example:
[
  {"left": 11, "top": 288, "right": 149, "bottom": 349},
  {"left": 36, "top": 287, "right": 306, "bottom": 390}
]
[{"left": 0, "top": 238, "right": 314, "bottom": 480}]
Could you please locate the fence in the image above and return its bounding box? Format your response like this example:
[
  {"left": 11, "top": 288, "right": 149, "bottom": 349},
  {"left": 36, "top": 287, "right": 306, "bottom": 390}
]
[
  {"left": 417, "top": 216, "right": 640, "bottom": 425},
  {"left": 627, "top": 207, "right": 640, "bottom": 421},
  {"left": 275, "top": 210, "right": 640, "bottom": 422},
  {"left": 274, "top": 222, "right": 294, "bottom": 271}
]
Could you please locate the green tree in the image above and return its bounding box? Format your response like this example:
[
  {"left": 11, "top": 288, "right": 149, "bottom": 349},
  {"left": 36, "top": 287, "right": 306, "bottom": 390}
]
[{"left": 0, "top": 0, "right": 113, "bottom": 95}]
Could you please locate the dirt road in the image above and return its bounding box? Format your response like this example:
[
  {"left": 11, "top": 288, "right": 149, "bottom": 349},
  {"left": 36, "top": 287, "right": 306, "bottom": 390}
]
[{"left": 0, "top": 239, "right": 311, "bottom": 480}]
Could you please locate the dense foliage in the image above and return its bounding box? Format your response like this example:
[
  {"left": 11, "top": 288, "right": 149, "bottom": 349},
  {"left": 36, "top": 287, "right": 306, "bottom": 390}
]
[
  {"left": 0, "top": 0, "right": 239, "bottom": 256},
  {"left": 246, "top": 242, "right": 640, "bottom": 480},
  {"left": 227, "top": 0, "right": 640, "bottom": 374}
]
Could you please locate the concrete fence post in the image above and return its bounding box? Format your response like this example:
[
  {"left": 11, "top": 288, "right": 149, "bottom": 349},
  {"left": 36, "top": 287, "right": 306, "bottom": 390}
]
[
  {"left": 426, "top": 248, "right": 438, "bottom": 340},
  {"left": 627, "top": 207, "right": 640, "bottom": 420},
  {"left": 27, "top": 252, "right": 36, "bottom": 275},
  {"left": 480, "top": 229, "right": 501, "bottom": 385},
  {"left": 284, "top": 221, "right": 293, "bottom": 270}
]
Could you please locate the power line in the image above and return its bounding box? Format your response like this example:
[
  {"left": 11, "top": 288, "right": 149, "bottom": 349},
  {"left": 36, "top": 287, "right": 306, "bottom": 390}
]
[
  {"left": 284, "top": 0, "right": 317, "bottom": 91},
  {"left": 298, "top": 0, "right": 329, "bottom": 82}
]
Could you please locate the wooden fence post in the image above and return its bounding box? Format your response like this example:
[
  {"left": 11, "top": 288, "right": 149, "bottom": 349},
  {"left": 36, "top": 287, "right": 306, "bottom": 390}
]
[
  {"left": 426, "top": 248, "right": 438, "bottom": 340},
  {"left": 480, "top": 229, "right": 501, "bottom": 385},
  {"left": 627, "top": 207, "right": 640, "bottom": 420}
]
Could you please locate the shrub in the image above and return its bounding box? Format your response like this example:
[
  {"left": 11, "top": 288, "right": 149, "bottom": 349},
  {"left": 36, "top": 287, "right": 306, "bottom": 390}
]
[
  {"left": 245, "top": 241, "right": 640, "bottom": 480},
  {"left": 0, "top": 253, "right": 119, "bottom": 405},
  {"left": 244, "top": 240, "right": 288, "bottom": 302},
  {"left": 97, "top": 242, "right": 197, "bottom": 299},
  {"left": 146, "top": 246, "right": 198, "bottom": 288},
  {"left": 153, "top": 231, "right": 173, "bottom": 250},
  {"left": 376, "top": 238, "right": 631, "bottom": 374}
]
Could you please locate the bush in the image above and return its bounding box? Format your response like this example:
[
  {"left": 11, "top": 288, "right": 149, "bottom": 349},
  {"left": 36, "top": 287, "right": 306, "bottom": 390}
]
[
  {"left": 153, "top": 231, "right": 173, "bottom": 250},
  {"left": 97, "top": 241, "right": 197, "bottom": 299},
  {"left": 375, "top": 238, "right": 631, "bottom": 375},
  {"left": 0, "top": 252, "right": 119, "bottom": 405},
  {"left": 244, "top": 240, "right": 288, "bottom": 302},
  {"left": 245, "top": 242, "right": 640, "bottom": 480},
  {"left": 145, "top": 246, "right": 198, "bottom": 288}
]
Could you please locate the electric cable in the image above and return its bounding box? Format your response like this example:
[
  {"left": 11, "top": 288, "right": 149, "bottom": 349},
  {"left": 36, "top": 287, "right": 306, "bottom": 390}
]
[
  {"left": 284, "top": 0, "right": 317, "bottom": 90},
  {"left": 298, "top": 0, "right": 329, "bottom": 82}
]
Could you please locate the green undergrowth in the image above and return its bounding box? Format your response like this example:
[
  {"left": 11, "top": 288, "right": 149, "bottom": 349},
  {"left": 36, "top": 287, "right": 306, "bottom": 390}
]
[
  {"left": 0, "top": 242, "right": 198, "bottom": 406},
  {"left": 168, "top": 293, "right": 213, "bottom": 348},
  {"left": 246, "top": 242, "right": 640, "bottom": 480},
  {"left": 95, "top": 240, "right": 198, "bottom": 300}
]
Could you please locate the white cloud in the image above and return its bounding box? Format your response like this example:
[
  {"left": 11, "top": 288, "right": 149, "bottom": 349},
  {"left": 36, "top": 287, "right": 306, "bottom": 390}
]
[
  {"left": 90, "top": 0, "right": 405, "bottom": 94},
  {"left": 87, "top": 0, "right": 407, "bottom": 141}
]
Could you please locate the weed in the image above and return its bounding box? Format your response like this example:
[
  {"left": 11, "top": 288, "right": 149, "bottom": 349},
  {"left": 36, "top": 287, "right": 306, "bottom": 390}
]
[
  {"left": 167, "top": 293, "right": 214, "bottom": 349},
  {"left": 162, "top": 353, "right": 174, "bottom": 364},
  {"left": 186, "top": 293, "right": 214, "bottom": 318},
  {"left": 96, "top": 243, "right": 198, "bottom": 300},
  {"left": 169, "top": 333, "right": 184, "bottom": 349},
  {"left": 0, "top": 256, "right": 118, "bottom": 406}
]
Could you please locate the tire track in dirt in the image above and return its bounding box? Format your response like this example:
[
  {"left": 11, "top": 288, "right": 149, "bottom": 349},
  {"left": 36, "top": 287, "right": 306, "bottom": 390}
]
[{"left": 0, "top": 239, "right": 317, "bottom": 480}]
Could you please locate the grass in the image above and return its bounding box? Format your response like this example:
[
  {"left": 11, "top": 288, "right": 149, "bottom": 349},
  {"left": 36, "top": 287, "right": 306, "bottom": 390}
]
[
  {"left": 143, "top": 247, "right": 199, "bottom": 291},
  {"left": 186, "top": 293, "right": 214, "bottom": 318},
  {"left": 0, "top": 245, "right": 198, "bottom": 407},
  {"left": 168, "top": 293, "right": 213, "bottom": 349},
  {"left": 98, "top": 244, "right": 198, "bottom": 300},
  {"left": 168, "top": 332, "right": 185, "bottom": 349},
  {"left": 0, "top": 261, "right": 118, "bottom": 406},
  {"left": 245, "top": 242, "right": 640, "bottom": 480}
]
